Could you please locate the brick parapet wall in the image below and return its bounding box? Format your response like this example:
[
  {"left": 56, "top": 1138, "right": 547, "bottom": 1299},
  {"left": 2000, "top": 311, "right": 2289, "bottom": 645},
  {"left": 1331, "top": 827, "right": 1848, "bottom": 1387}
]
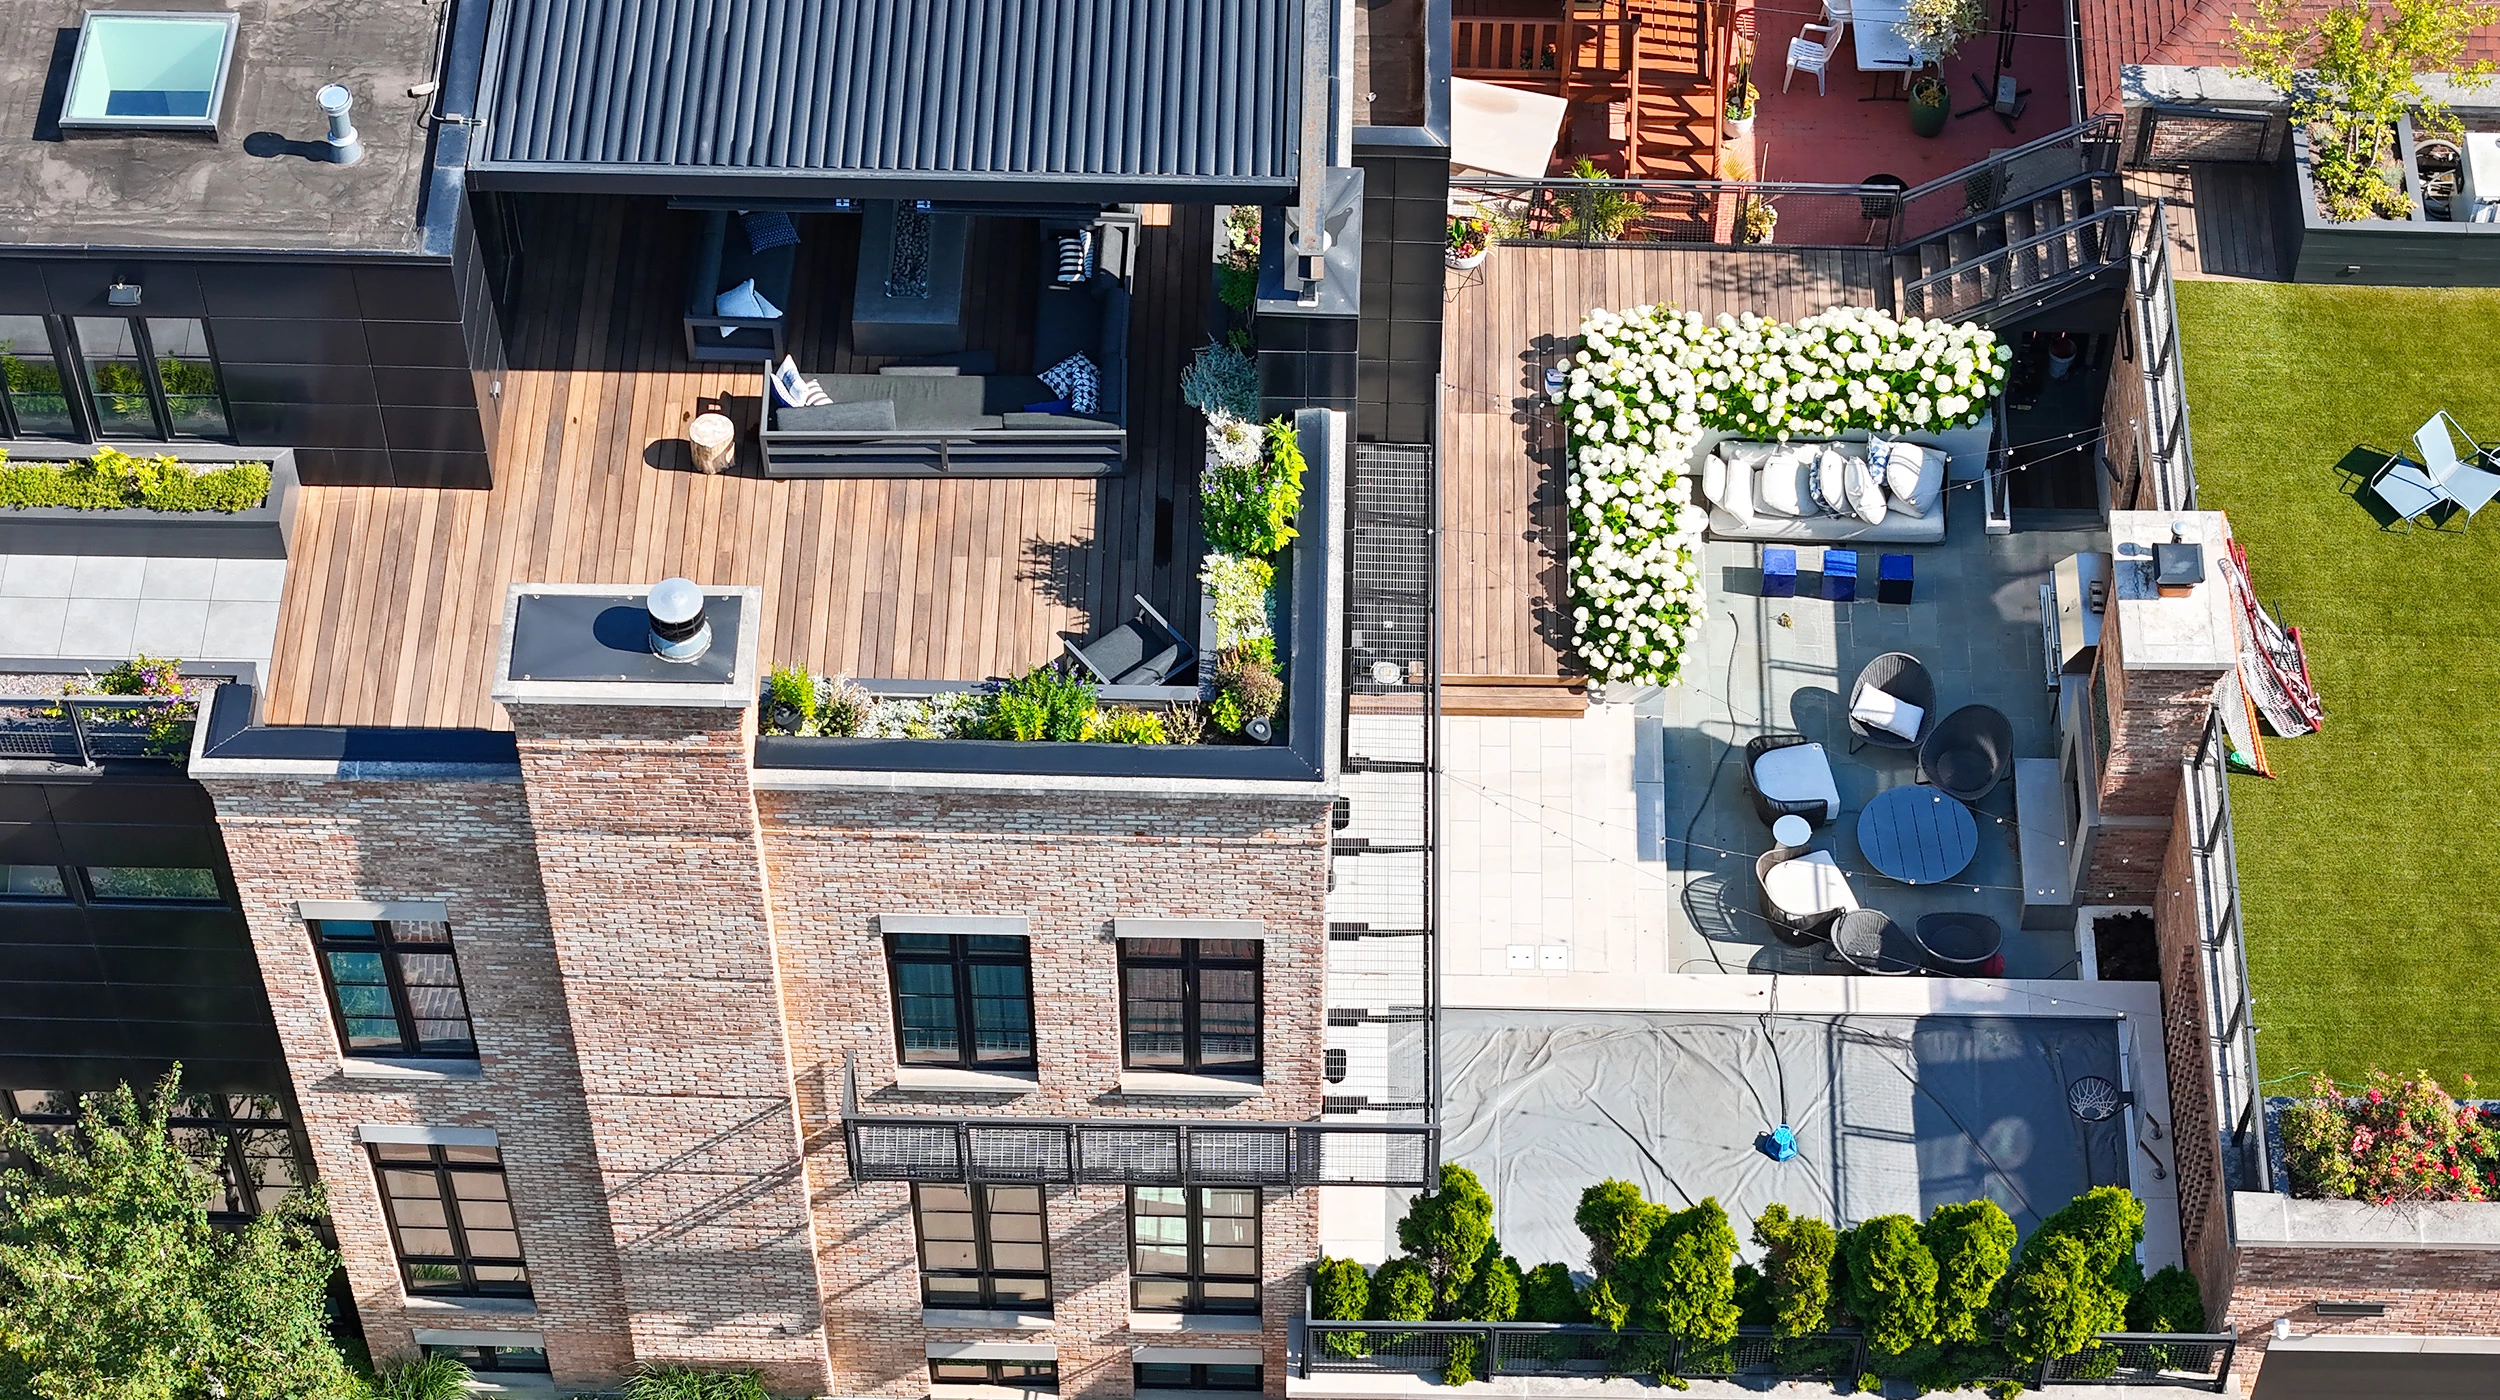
[
  {"left": 2226, "top": 1248, "right": 2500, "bottom": 1389},
  {"left": 508, "top": 704, "right": 831, "bottom": 1396},
  {"left": 758, "top": 788, "right": 1332, "bottom": 1397},
  {"left": 197, "top": 774, "right": 637, "bottom": 1389}
]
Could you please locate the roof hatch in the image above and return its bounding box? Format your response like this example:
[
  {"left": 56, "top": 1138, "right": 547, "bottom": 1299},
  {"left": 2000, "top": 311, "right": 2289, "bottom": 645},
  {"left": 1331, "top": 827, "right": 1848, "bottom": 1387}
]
[{"left": 61, "top": 10, "right": 239, "bottom": 133}]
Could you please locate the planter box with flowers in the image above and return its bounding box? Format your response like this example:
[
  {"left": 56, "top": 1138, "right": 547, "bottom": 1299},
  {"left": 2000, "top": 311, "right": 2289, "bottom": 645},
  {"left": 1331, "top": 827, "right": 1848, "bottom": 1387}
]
[
  {"left": 0, "top": 441, "right": 297, "bottom": 559},
  {"left": 1552, "top": 305, "right": 2008, "bottom": 687}
]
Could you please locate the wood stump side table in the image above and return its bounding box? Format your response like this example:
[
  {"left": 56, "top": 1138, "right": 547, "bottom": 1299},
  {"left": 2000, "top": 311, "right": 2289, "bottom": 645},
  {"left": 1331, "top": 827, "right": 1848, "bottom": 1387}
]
[{"left": 689, "top": 412, "right": 736, "bottom": 475}]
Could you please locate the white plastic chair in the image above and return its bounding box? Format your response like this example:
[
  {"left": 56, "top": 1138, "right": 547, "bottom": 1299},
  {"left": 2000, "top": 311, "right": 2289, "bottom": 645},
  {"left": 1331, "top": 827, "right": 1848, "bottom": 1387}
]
[
  {"left": 2415, "top": 410, "right": 2500, "bottom": 519},
  {"left": 1785, "top": 22, "right": 1840, "bottom": 95}
]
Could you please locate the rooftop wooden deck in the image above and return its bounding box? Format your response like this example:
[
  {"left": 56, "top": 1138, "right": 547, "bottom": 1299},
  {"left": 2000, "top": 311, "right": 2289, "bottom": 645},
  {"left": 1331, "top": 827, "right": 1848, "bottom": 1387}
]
[
  {"left": 1440, "top": 242, "right": 1891, "bottom": 680},
  {"left": 263, "top": 197, "right": 1210, "bottom": 729}
]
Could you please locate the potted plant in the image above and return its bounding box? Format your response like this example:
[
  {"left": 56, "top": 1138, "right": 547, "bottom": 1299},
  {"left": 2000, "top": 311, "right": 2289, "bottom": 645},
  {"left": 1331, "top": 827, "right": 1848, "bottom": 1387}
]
[
  {"left": 1907, "top": 74, "right": 1952, "bottom": 138},
  {"left": 1446, "top": 216, "right": 1491, "bottom": 269},
  {"left": 1723, "top": 156, "right": 1778, "bottom": 244},
  {"left": 1724, "top": 43, "right": 1757, "bottom": 137},
  {"left": 2046, "top": 332, "right": 2078, "bottom": 380}
]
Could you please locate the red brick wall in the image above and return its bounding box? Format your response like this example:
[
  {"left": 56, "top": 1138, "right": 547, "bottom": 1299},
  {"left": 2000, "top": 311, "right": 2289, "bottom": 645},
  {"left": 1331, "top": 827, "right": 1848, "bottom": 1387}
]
[
  {"left": 199, "top": 775, "right": 638, "bottom": 1390},
  {"left": 2226, "top": 1248, "right": 2500, "bottom": 1388},
  {"left": 2149, "top": 789, "right": 2230, "bottom": 1326},
  {"left": 755, "top": 786, "right": 1334, "bottom": 1398},
  {"left": 507, "top": 704, "right": 831, "bottom": 1397},
  {"left": 2084, "top": 595, "right": 2225, "bottom": 898}
]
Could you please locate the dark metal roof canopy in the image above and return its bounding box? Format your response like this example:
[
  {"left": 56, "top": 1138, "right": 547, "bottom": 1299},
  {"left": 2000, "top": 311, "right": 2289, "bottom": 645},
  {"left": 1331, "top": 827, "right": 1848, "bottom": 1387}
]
[{"left": 471, "top": 0, "right": 1306, "bottom": 201}]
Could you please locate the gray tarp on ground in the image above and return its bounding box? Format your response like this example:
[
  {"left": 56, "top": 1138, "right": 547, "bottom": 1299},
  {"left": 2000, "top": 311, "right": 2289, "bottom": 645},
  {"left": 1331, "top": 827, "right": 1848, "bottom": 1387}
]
[{"left": 1441, "top": 1011, "right": 2129, "bottom": 1272}]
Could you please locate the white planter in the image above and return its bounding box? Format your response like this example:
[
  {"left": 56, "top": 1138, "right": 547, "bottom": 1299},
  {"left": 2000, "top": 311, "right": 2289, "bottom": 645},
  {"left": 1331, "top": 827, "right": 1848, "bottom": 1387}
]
[
  {"left": 1446, "top": 247, "right": 1489, "bottom": 270},
  {"left": 1725, "top": 113, "right": 1755, "bottom": 138}
]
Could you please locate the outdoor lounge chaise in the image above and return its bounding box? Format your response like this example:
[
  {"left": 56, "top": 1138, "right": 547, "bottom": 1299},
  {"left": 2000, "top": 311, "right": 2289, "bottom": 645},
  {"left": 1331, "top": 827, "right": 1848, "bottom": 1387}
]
[
  {"left": 1917, "top": 704, "right": 2013, "bottom": 804},
  {"left": 1757, "top": 846, "right": 1859, "bottom": 944},
  {"left": 2368, "top": 410, "right": 2500, "bottom": 526},
  {"left": 1063, "top": 595, "right": 1193, "bottom": 686},
  {"left": 1845, "top": 651, "right": 1934, "bottom": 753},
  {"left": 1745, "top": 733, "right": 1841, "bottom": 826}
]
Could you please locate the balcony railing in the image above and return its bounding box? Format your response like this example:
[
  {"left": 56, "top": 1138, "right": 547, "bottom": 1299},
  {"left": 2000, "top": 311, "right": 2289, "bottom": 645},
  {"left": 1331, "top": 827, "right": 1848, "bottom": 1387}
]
[
  {"left": 1299, "top": 1321, "right": 2236, "bottom": 1392},
  {"left": 0, "top": 695, "right": 197, "bottom": 766}
]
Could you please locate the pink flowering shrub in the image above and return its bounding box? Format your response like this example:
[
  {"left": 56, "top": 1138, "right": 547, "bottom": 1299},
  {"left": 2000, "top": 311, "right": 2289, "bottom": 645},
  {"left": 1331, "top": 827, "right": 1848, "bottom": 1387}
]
[{"left": 2280, "top": 1069, "right": 2500, "bottom": 1204}]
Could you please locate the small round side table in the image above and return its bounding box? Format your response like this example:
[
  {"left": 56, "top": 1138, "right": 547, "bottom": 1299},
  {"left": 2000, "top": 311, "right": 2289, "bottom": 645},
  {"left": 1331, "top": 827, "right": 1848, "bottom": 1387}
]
[{"left": 1771, "top": 814, "right": 1813, "bottom": 853}]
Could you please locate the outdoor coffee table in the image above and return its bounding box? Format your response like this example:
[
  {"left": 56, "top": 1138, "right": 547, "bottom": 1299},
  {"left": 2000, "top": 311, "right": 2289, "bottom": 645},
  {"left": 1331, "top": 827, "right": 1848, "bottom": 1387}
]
[{"left": 1856, "top": 785, "right": 1979, "bottom": 884}]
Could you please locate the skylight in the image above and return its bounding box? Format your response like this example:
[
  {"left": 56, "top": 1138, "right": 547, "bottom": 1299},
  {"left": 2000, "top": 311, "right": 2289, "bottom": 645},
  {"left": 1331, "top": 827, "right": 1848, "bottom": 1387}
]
[{"left": 61, "top": 11, "right": 240, "bottom": 133}]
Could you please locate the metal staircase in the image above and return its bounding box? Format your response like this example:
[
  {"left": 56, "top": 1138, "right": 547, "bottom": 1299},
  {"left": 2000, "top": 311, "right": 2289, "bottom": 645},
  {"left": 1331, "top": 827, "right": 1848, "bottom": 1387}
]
[{"left": 1891, "top": 173, "right": 2135, "bottom": 324}]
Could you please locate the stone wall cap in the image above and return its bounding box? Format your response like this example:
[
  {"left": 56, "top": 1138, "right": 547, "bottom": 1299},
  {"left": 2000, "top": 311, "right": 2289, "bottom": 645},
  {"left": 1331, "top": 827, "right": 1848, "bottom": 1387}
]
[
  {"left": 491, "top": 583, "right": 761, "bottom": 708},
  {"left": 2234, "top": 1190, "right": 2500, "bottom": 1248},
  {"left": 2111, "top": 511, "right": 2237, "bottom": 672}
]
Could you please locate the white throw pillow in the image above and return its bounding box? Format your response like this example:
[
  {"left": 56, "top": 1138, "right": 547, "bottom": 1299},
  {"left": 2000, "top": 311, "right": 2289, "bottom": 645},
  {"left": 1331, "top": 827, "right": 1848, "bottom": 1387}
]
[
  {"left": 1844, "top": 451, "right": 1888, "bottom": 526},
  {"left": 1702, "top": 452, "right": 1728, "bottom": 511},
  {"left": 1755, "top": 445, "right": 1814, "bottom": 517},
  {"left": 1705, "top": 447, "right": 1757, "bottom": 527},
  {"left": 1875, "top": 437, "right": 1945, "bottom": 519},
  {"left": 1812, "top": 446, "right": 1853, "bottom": 516},
  {"left": 715, "top": 278, "right": 781, "bottom": 337},
  {"left": 1850, "top": 683, "right": 1926, "bottom": 741}
]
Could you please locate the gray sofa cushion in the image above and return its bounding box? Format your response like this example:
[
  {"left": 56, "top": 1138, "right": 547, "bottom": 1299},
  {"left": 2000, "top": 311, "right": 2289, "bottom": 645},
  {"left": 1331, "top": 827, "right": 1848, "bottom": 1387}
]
[
  {"left": 1002, "top": 411, "right": 1122, "bottom": 430},
  {"left": 777, "top": 399, "right": 897, "bottom": 432}
]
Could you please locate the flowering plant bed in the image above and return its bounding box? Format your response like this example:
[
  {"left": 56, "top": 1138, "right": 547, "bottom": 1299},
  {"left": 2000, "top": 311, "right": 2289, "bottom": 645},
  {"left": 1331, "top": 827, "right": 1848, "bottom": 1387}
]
[
  {"left": 2279, "top": 1068, "right": 2500, "bottom": 1203},
  {"left": 1555, "top": 305, "right": 2009, "bottom": 686}
]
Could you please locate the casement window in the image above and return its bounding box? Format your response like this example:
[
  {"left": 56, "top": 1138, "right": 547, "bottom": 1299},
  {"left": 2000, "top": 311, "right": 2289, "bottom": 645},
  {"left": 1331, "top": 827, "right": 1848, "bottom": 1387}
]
[
  {"left": 929, "top": 1359, "right": 1057, "bottom": 1388},
  {"left": 3, "top": 1089, "right": 301, "bottom": 1222},
  {"left": 369, "top": 1139, "right": 531, "bottom": 1297},
  {"left": 1134, "top": 1363, "right": 1261, "bottom": 1392},
  {"left": 421, "top": 1344, "right": 549, "bottom": 1374},
  {"left": 885, "top": 932, "right": 1035, "bottom": 1071},
  {"left": 1128, "top": 1186, "right": 1260, "bottom": 1313},
  {"left": 311, "top": 918, "right": 477, "bottom": 1058},
  {"left": 914, "top": 1183, "right": 1050, "bottom": 1310},
  {"left": 1117, "top": 938, "right": 1261, "bottom": 1075},
  {"left": 0, "top": 315, "right": 77, "bottom": 438}
]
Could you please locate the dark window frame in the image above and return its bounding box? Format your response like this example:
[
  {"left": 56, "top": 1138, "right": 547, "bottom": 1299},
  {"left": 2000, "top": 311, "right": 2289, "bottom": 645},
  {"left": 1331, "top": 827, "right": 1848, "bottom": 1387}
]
[
  {"left": 64, "top": 313, "right": 234, "bottom": 443},
  {"left": 369, "top": 1142, "right": 532, "bottom": 1299},
  {"left": 1116, "top": 938, "right": 1263, "bottom": 1076},
  {"left": 77, "top": 865, "right": 226, "bottom": 905},
  {"left": 2, "top": 1089, "right": 304, "bottom": 1223},
  {"left": 0, "top": 314, "right": 80, "bottom": 440},
  {"left": 310, "top": 918, "right": 479, "bottom": 1060},
  {"left": 1127, "top": 1185, "right": 1262, "bottom": 1314},
  {"left": 884, "top": 933, "right": 1037, "bottom": 1072},
  {"left": 929, "top": 1358, "right": 1059, "bottom": 1388},
  {"left": 0, "top": 864, "right": 73, "bottom": 902},
  {"left": 912, "top": 1182, "right": 1053, "bottom": 1311},
  {"left": 1133, "top": 1362, "right": 1262, "bottom": 1392},
  {"left": 421, "top": 1344, "right": 550, "bottom": 1375}
]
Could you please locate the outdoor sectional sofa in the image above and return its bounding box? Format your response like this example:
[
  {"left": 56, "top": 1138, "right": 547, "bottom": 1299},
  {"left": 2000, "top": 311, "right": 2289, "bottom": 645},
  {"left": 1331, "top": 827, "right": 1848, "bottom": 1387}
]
[
  {"left": 758, "top": 230, "right": 1133, "bottom": 479},
  {"left": 1693, "top": 423, "right": 1992, "bottom": 544}
]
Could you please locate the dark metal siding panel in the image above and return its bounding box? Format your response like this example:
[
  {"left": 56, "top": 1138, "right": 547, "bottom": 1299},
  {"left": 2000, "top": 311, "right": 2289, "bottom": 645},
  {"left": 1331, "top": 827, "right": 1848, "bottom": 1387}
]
[{"left": 475, "top": 0, "right": 1301, "bottom": 183}]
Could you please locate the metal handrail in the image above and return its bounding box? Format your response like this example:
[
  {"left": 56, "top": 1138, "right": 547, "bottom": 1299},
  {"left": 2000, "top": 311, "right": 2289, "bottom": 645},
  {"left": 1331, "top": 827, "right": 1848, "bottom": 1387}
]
[
  {"left": 1893, "top": 113, "right": 2124, "bottom": 205},
  {"left": 1900, "top": 206, "right": 2135, "bottom": 321}
]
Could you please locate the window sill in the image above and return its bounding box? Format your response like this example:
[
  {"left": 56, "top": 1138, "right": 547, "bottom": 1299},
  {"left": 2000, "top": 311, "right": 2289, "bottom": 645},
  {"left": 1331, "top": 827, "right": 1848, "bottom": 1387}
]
[
  {"left": 404, "top": 1296, "right": 537, "bottom": 1318},
  {"left": 894, "top": 1066, "right": 1040, "bottom": 1094},
  {"left": 1117, "top": 1071, "right": 1262, "bottom": 1099},
  {"left": 922, "top": 1308, "right": 1054, "bottom": 1331},
  {"left": 1126, "top": 1312, "right": 1262, "bottom": 1335},
  {"left": 338, "top": 1056, "right": 484, "bottom": 1082}
]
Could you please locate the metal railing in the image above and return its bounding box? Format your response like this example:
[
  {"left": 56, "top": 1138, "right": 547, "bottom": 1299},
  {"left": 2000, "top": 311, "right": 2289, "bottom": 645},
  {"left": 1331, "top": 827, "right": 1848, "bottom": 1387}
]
[
  {"left": 1898, "top": 204, "right": 2137, "bottom": 322},
  {"left": 0, "top": 695, "right": 196, "bottom": 766},
  {"left": 2133, "top": 200, "right": 2198, "bottom": 511},
  {"left": 1300, "top": 1321, "right": 2235, "bottom": 1391},
  {"left": 2189, "top": 711, "right": 2268, "bottom": 1192},
  {"left": 1451, "top": 114, "right": 2124, "bottom": 254}
]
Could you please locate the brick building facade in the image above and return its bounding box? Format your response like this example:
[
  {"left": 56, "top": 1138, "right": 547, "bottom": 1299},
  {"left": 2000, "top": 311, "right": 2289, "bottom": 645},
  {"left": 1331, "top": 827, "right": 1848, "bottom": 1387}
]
[{"left": 198, "top": 681, "right": 1335, "bottom": 1397}]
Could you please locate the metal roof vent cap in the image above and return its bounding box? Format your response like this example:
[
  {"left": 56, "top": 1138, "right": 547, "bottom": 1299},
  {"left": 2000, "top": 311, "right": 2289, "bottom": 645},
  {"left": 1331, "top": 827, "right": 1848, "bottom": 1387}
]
[
  {"left": 646, "top": 578, "right": 710, "bottom": 663},
  {"left": 317, "top": 84, "right": 362, "bottom": 165}
]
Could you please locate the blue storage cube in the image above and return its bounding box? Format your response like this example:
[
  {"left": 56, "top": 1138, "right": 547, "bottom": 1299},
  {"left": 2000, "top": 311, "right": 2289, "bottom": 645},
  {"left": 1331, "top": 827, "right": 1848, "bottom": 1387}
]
[
  {"left": 1823, "top": 548, "right": 1858, "bottom": 602},
  {"left": 1878, "top": 552, "right": 1914, "bottom": 604},
  {"left": 1761, "top": 546, "right": 1797, "bottom": 598}
]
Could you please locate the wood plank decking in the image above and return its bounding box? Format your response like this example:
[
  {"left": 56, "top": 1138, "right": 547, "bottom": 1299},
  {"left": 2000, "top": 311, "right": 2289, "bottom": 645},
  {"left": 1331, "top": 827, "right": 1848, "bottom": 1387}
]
[
  {"left": 2127, "top": 165, "right": 2288, "bottom": 282},
  {"left": 263, "top": 196, "right": 1210, "bottom": 730},
  {"left": 1440, "top": 243, "right": 1891, "bottom": 682}
]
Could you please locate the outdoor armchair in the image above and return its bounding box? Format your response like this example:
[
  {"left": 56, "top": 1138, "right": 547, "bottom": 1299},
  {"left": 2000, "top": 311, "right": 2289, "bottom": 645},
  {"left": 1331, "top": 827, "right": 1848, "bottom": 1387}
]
[
  {"left": 1062, "top": 595, "right": 1193, "bottom": 686},
  {"left": 1845, "top": 651, "right": 1935, "bottom": 753},
  {"left": 1917, "top": 704, "right": 2013, "bottom": 804},
  {"left": 1745, "top": 732, "right": 1841, "bottom": 826}
]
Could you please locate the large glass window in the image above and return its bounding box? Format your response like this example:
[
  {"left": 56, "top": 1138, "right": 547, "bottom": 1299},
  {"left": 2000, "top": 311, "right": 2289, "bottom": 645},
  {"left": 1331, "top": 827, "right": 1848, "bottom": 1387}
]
[
  {"left": 0, "top": 315, "right": 76, "bottom": 438},
  {"left": 0, "top": 866, "right": 70, "bottom": 900},
  {"left": 148, "top": 318, "right": 229, "bottom": 438},
  {"left": 914, "top": 1183, "right": 1051, "bottom": 1311},
  {"left": 310, "top": 919, "right": 477, "bottom": 1058},
  {"left": 1118, "top": 939, "right": 1261, "bottom": 1075},
  {"left": 370, "top": 1141, "right": 531, "bottom": 1298},
  {"left": 422, "top": 1344, "right": 548, "bottom": 1375},
  {"left": 1129, "top": 1187, "right": 1260, "bottom": 1314},
  {"left": 1135, "top": 1363, "right": 1261, "bottom": 1392},
  {"left": 886, "top": 933, "right": 1035, "bottom": 1071},
  {"left": 4, "top": 1089, "right": 303, "bottom": 1223},
  {"left": 932, "top": 1359, "right": 1057, "bottom": 1389},
  {"left": 80, "top": 866, "right": 222, "bottom": 903},
  {"left": 74, "top": 316, "right": 157, "bottom": 437}
]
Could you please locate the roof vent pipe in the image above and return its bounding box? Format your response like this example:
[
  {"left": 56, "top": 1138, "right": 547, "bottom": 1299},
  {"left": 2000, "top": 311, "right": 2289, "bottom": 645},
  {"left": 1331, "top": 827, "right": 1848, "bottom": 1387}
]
[
  {"left": 646, "top": 578, "right": 711, "bottom": 663},
  {"left": 317, "top": 84, "right": 362, "bottom": 165}
]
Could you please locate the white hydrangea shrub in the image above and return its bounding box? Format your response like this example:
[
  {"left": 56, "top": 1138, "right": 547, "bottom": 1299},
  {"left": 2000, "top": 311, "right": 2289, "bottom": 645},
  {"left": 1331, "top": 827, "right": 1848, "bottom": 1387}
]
[{"left": 1557, "top": 304, "right": 2010, "bottom": 687}]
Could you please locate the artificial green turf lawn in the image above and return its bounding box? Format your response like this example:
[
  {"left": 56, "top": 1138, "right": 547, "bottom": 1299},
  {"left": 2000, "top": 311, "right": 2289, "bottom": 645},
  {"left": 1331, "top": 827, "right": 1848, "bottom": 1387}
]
[{"left": 2173, "top": 281, "right": 2500, "bottom": 1092}]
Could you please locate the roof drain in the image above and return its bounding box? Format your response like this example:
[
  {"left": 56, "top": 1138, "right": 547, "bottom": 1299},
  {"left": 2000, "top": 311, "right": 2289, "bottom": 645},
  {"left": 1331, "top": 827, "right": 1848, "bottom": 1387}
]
[
  {"left": 646, "top": 578, "right": 711, "bottom": 663},
  {"left": 317, "top": 83, "right": 362, "bottom": 164}
]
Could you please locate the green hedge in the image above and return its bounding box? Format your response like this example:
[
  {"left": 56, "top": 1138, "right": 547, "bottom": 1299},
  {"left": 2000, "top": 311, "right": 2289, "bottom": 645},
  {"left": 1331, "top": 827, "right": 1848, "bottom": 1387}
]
[{"left": 0, "top": 447, "right": 271, "bottom": 513}]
